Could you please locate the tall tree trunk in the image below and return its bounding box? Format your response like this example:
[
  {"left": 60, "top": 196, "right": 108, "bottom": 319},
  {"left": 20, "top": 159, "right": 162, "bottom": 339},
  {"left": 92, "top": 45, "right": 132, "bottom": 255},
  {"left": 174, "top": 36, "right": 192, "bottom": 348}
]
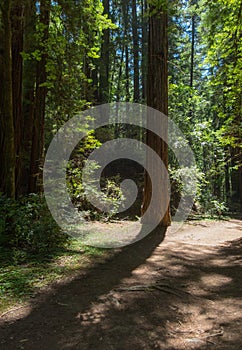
[
  {"left": 225, "top": 154, "right": 232, "bottom": 203},
  {"left": 20, "top": 0, "right": 37, "bottom": 195},
  {"left": 132, "top": 0, "right": 139, "bottom": 102},
  {"left": 0, "top": 0, "right": 15, "bottom": 198},
  {"left": 99, "top": 0, "right": 110, "bottom": 103},
  {"left": 188, "top": 3, "right": 196, "bottom": 121},
  {"left": 190, "top": 14, "right": 195, "bottom": 89},
  {"left": 29, "top": 0, "right": 50, "bottom": 193},
  {"left": 125, "top": 46, "right": 130, "bottom": 101},
  {"left": 11, "top": 0, "right": 24, "bottom": 197},
  {"left": 116, "top": 46, "right": 124, "bottom": 102},
  {"left": 121, "top": 0, "right": 130, "bottom": 102},
  {"left": 142, "top": 4, "right": 171, "bottom": 226},
  {"left": 141, "top": 0, "right": 148, "bottom": 102}
]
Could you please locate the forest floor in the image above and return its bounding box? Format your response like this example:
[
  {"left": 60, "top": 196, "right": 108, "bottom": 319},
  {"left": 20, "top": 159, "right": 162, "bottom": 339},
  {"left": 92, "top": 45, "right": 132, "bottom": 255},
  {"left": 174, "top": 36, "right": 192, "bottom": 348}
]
[{"left": 0, "top": 218, "right": 242, "bottom": 349}]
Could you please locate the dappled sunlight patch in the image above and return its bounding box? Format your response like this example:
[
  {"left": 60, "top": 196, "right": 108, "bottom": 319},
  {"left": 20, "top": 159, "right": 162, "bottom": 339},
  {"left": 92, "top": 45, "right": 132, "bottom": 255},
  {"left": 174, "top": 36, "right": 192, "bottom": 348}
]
[
  {"left": 209, "top": 257, "right": 231, "bottom": 267},
  {"left": 0, "top": 302, "right": 33, "bottom": 324},
  {"left": 186, "top": 287, "right": 211, "bottom": 298},
  {"left": 200, "top": 274, "right": 233, "bottom": 289}
]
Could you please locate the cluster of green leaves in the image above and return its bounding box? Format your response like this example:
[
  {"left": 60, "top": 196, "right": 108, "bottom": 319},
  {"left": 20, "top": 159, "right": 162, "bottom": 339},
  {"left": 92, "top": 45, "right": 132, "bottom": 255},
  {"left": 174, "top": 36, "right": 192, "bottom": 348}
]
[
  {"left": 67, "top": 132, "right": 124, "bottom": 220},
  {"left": 0, "top": 194, "right": 69, "bottom": 253}
]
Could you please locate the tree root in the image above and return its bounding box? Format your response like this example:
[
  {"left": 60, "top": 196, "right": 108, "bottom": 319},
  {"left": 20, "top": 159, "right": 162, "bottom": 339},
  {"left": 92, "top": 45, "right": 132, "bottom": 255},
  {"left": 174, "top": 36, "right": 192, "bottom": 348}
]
[{"left": 116, "top": 283, "right": 191, "bottom": 297}]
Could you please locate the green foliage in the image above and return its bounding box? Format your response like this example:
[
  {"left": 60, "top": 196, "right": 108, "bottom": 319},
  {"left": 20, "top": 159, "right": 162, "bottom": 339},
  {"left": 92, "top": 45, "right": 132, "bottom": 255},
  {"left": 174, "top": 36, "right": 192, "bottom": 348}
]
[
  {"left": 44, "top": 0, "right": 115, "bottom": 131},
  {"left": 148, "top": 0, "right": 168, "bottom": 15},
  {"left": 67, "top": 159, "right": 125, "bottom": 221},
  {"left": 65, "top": 129, "right": 126, "bottom": 221},
  {"left": 199, "top": 0, "right": 242, "bottom": 163},
  {"left": 0, "top": 194, "right": 68, "bottom": 253},
  {"left": 169, "top": 165, "right": 205, "bottom": 215},
  {"left": 200, "top": 195, "right": 228, "bottom": 217},
  {"left": 168, "top": 0, "right": 241, "bottom": 214}
]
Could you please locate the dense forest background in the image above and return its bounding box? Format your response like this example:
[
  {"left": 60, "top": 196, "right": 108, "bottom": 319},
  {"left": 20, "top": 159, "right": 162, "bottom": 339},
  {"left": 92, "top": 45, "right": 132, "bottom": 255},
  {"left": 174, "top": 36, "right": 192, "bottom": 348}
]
[{"left": 0, "top": 0, "right": 241, "bottom": 252}]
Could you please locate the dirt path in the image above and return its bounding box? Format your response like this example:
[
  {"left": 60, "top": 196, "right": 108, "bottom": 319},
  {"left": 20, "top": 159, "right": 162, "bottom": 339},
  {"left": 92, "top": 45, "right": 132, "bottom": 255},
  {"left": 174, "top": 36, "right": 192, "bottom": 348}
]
[{"left": 0, "top": 219, "right": 242, "bottom": 350}]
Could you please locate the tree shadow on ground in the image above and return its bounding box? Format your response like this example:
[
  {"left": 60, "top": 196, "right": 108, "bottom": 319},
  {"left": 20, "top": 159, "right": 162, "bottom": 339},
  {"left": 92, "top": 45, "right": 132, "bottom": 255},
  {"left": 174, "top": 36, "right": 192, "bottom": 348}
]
[
  {"left": 64, "top": 237, "right": 242, "bottom": 350},
  {"left": 1, "top": 228, "right": 242, "bottom": 349},
  {"left": 0, "top": 226, "right": 167, "bottom": 349}
]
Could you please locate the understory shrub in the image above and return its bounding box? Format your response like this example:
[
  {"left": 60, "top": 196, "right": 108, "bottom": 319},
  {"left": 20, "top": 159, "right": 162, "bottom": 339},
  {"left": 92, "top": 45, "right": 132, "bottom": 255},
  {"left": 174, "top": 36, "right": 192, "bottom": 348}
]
[
  {"left": 67, "top": 159, "right": 126, "bottom": 221},
  {"left": 169, "top": 166, "right": 229, "bottom": 217},
  {"left": 0, "top": 194, "right": 69, "bottom": 252}
]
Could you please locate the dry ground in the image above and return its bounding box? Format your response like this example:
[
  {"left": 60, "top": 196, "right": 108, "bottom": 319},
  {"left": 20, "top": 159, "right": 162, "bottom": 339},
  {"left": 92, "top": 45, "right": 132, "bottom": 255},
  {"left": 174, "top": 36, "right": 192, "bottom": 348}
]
[{"left": 0, "top": 219, "right": 242, "bottom": 349}]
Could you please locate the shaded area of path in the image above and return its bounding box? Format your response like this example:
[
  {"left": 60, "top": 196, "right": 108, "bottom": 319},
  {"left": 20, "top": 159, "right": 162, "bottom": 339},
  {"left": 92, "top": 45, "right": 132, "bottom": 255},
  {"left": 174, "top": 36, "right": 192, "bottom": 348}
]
[
  {"left": 0, "top": 220, "right": 242, "bottom": 349},
  {"left": 0, "top": 227, "right": 167, "bottom": 349}
]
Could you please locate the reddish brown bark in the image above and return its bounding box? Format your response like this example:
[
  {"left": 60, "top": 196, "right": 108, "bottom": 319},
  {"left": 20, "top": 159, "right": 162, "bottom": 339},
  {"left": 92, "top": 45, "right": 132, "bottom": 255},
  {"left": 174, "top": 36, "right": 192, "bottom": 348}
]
[
  {"left": 11, "top": 0, "right": 24, "bottom": 196},
  {"left": 0, "top": 0, "right": 15, "bottom": 198},
  {"left": 142, "top": 6, "right": 171, "bottom": 226}
]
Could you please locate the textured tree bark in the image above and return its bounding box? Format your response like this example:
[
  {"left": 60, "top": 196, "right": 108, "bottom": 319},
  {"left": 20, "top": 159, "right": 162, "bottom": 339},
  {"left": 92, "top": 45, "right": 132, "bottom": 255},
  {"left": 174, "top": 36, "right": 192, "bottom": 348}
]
[
  {"left": 0, "top": 0, "right": 16, "bottom": 198},
  {"left": 99, "top": 0, "right": 110, "bottom": 104},
  {"left": 132, "top": 0, "right": 139, "bottom": 102},
  {"left": 125, "top": 46, "right": 130, "bottom": 101},
  {"left": 11, "top": 0, "right": 24, "bottom": 196},
  {"left": 29, "top": 0, "right": 50, "bottom": 193},
  {"left": 19, "top": 0, "right": 37, "bottom": 195},
  {"left": 142, "top": 5, "right": 171, "bottom": 226},
  {"left": 190, "top": 14, "right": 195, "bottom": 89},
  {"left": 141, "top": 0, "right": 148, "bottom": 102},
  {"left": 116, "top": 47, "right": 124, "bottom": 102},
  {"left": 122, "top": 0, "right": 130, "bottom": 102}
]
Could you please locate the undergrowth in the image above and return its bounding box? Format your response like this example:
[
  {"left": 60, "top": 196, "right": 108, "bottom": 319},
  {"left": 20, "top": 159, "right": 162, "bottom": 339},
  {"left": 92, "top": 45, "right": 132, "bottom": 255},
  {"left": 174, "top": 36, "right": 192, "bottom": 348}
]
[{"left": 0, "top": 240, "right": 106, "bottom": 315}]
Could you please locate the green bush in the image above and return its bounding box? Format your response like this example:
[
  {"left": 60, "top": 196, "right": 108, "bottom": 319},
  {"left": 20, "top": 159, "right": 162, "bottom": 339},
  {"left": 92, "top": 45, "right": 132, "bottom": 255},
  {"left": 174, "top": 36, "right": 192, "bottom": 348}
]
[
  {"left": 0, "top": 194, "right": 69, "bottom": 253},
  {"left": 67, "top": 159, "right": 125, "bottom": 221}
]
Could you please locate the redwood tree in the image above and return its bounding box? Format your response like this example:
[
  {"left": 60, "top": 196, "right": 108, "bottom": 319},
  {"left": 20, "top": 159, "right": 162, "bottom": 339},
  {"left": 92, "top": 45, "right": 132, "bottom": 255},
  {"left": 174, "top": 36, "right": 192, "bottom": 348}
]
[
  {"left": 0, "top": 0, "right": 15, "bottom": 198},
  {"left": 142, "top": 1, "right": 171, "bottom": 226},
  {"left": 11, "top": 0, "right": 24, "bottom": 196}
]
